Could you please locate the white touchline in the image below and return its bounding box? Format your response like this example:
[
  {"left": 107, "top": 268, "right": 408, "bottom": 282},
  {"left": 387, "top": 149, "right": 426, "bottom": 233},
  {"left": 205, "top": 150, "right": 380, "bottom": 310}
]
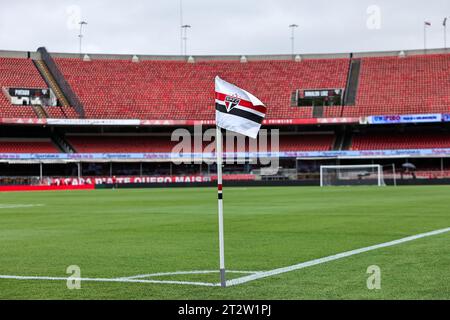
[
  {"left": 226, "top": 226, "right": 450, "bottom": 287},
  {"left": 0, "top": 275, "right": 219, "bottom": 287},
  {"left": 0, "top": 270, "right": 262, "bottom": 287}
]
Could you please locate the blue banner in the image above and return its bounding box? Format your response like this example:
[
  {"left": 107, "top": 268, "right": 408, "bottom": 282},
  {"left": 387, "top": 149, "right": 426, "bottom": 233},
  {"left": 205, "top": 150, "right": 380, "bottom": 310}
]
[{"left": 368, "top": 113, "right": 442, "bottom": 124}]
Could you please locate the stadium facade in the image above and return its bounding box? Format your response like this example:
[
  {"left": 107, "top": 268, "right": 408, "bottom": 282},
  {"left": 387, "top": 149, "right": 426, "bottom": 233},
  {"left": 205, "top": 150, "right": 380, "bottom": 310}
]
[{"left": 1, "top": 47, "right": 450, "bottom": 187}]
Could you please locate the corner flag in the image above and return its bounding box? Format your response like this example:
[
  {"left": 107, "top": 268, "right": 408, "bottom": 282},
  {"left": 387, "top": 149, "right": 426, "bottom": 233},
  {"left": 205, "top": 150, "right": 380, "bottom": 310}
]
[
  {"left": 214, "top": 76, "right": 266, "bottom": 288},
  {"left": 215, "top": 76, "right": 266, "bottom": 139}
]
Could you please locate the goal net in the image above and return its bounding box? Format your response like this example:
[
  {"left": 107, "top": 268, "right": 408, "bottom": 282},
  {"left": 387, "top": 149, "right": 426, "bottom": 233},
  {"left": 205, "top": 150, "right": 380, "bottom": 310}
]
[{"left": 320, "top": 165, "right": 385, "bottom": 187}]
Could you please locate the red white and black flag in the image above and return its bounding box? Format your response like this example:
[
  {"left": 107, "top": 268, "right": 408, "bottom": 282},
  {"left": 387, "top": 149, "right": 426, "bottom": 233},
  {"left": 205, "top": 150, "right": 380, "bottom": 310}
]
[{"left": 215, "top": 76, "right": 266, "bottom": 139}]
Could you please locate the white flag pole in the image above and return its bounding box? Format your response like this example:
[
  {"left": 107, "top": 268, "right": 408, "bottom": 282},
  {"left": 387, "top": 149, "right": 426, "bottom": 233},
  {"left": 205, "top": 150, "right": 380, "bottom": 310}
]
[{"left": 216, "top": 126, "right": 226, "bottom": 287}]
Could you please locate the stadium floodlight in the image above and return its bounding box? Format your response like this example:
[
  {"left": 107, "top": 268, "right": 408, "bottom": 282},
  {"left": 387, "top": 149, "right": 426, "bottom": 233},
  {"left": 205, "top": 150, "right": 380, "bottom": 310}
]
[
  {"left": 179, "top": 0, "right": 184, "bottom": 55},
  {"left": 78, "top": 21, "right": 88, "bottom": 58},
  {"left": 424, "top": 21, "right": 431, "bottom": 50},
  {"left": 320, "top": 164, "right": 386, "bottom": 187},
  {"left": 181, "top": 24, "right": 191, "bottom": 57},
  {"left": 444, "top": 18, "right": 448, "bottom": 49},
  {"left": 289, "top": 24, "right": 299, "bottom": 56}
]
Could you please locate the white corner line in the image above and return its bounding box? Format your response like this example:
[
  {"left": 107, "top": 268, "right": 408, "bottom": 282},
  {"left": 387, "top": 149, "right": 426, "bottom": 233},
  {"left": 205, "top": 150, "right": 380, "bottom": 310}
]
[
  {"left": 122, "top": 270, "right": 260, "bottom": 280},
  {"left": 0, "top": 270, "right": 262, "bottom": 287},
  {"left": 226, "top": 227, "right": 450, "bottom": 287},
  {"left": 0, "top": 275, "right": 219, "bottom": 287},
  {"left": 1, "top": 227, "right": 448, "bottom": 288}
]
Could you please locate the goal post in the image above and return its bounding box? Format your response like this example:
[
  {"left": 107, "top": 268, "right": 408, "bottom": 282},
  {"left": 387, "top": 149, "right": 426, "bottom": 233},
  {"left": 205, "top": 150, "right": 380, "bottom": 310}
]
[{"left": 320, "top": 164, "right": 386, "bottom": 187}]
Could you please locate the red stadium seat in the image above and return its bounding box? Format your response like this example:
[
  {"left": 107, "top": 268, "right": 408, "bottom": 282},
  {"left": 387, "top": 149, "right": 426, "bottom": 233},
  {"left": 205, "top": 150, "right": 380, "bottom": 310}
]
[
  {"left": 0, "top": 58, "right": 47, "bottom": 118},
  {"left": 344, "top": 54, "right": 450, "bottom": 116},
  {"left": 67, "top": 134, "right": 334, "bottom": 153},
  {"left": 351, "top": 132, "right": 450, "bottom": 150},
  {"left": 55, "top": 58, "right": 350, "bottom": 120},
  {"left": 0, "top": 139, "right": 60, "bottom": 153}
]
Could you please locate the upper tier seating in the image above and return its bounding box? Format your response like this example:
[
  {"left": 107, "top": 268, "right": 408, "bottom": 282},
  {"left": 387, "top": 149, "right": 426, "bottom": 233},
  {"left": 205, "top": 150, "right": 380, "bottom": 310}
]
[
  {"left": 0, "top": 139, "right": 60, "bottom": 153},
  {"left": 0, "top": 58, "right": 47, "bottom": 118},
  {"left": 3, "top": 52, "right": 450, "bottom": 121},
  {"left": 351, "top": 132, "right": 450, "bottom": 150},
  {"left": 55, "top": 58, "right": 350, "bottom": 120},
  {"left": 67, "top": 134, "right": 334, "bottom": 153},
  {"left": 344, "top": 54, "right": 450, "bottom": 117}
]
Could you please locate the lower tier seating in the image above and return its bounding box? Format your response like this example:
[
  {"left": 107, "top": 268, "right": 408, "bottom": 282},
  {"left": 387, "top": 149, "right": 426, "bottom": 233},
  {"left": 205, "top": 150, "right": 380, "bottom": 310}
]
[
  {"left": 0, "top": 139, "right": 60, "bottom": 153},
  {"left": 67, "top": 134, "right": 335, "bottom": 153},
  {"left": 351, "top": 132, "right": 450, "bottom": 150}
]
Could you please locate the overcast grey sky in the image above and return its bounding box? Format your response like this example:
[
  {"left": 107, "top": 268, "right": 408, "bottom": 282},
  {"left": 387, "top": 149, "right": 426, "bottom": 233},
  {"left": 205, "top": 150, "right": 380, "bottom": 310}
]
[{"left": 0, "top": 0, "right": 449, "bottom": 55}]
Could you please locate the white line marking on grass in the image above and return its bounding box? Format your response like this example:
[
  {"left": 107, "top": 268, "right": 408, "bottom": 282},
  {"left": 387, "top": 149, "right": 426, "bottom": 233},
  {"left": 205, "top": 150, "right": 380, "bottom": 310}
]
[
  {"left": 0, "top": 204, "right": 44, "bottom": 209},
  {"left": 122, "top": 270, "right": 261, "bottom": 280},
  {"left": 0, "top": 270, "right": 262, "bottom": 287},
  {"left": 0, "top": 275, "right": 219, "bottom": 287},
  {"left": 1, "top": 227, "right": 448, "bottom": 288},
  {"left": 226, "top": 227, "right": 450, "bottom": 287}
]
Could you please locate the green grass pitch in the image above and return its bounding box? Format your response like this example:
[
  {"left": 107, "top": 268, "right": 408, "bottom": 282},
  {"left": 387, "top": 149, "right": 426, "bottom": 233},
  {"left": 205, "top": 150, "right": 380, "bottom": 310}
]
[{"left": 0, "top": 186, "right": 449, "bottom": 299}]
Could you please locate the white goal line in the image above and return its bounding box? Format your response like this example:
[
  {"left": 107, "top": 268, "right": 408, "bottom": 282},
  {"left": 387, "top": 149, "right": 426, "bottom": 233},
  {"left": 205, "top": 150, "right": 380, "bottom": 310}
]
[
  {"left": 0, "top": 274, "right": 218, "bottom": 287},
  {"left": 0, "top": 270, "right": 262, "bottom": 287},
  {"left": 0, "top": 227, "right": 448, "bottom": 287}
]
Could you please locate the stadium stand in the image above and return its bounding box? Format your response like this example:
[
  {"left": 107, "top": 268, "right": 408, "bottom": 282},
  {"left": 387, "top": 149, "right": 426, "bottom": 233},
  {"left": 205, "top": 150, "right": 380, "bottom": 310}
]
[
  {"left": 278, "top": 134, "right": 334, "bottom": 151},
  {"left": 351, "top": 132, "right": 450, "bottom": 150},
  {"left": 54, "top": 58, "right": 350, "bottom": 120},
  {"left": 1, "top": 49, "right": 450, "bottom": 185},
  {"left": 67, "top": 136, "right": 177, "bottom": 153},
  {"left": 67, "top": 134, "right": 334, "bottom": 153},
  {"left": 0, "top": 57, "right": 47, "bottom": 118},
  {"left": 344, "top": 54, "right": 450, "bottom": 117},
  {"left": 0, "top": 138, "right": 59, "bottom": 153},
  {"left": 2, "top": 51, "right": 450, "bottom": 122}
]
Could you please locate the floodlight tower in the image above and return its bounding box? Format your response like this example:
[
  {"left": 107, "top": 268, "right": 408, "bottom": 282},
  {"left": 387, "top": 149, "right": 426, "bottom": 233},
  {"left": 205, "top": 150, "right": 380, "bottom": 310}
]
[
  {"left": 289, "top": 24, "right": 299, "bottom": 57},
  {"left": 424, "top": 21, "right": 431, "bottom": 51},
  {"left": 78, "top": 21, "right": 88, "bottom": 58},
  {"left": 444, "top": 17, "right": 448, "bottom": 49},
  {"left": 181, "top": 24, "right": 191, "bottom": 57},
  {"left": 180, "top": 0, "right": 184, "bottom": 55}
]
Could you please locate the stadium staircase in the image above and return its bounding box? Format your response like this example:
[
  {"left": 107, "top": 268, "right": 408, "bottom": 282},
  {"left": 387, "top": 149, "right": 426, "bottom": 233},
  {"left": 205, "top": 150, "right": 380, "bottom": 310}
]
[
  {"left": 331, "top": 126, "right": 353, "bottom": 151},
  {"left": 312, "top": 105, "right": 324, "bottom": 118},
  {"left": 34, "top": 59, "right": 72, "bottom": 118},
  {"left": 332, "top": 130, "right": 345, "bottom": 150},
  {"left": 50, "top": 129, "right": 76, "bottom": 153},
  {"left": 37, "top": 47, "right": 85, "bottom": 118},
  {"left": 343, "top": 58, "right": 361, "bottom": 107},
  {"left": 339, "top": 128, "right": 353, "bottom": 150},
  {"left": 31, "top": 104, "right": 48, "bottom": 118}
]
